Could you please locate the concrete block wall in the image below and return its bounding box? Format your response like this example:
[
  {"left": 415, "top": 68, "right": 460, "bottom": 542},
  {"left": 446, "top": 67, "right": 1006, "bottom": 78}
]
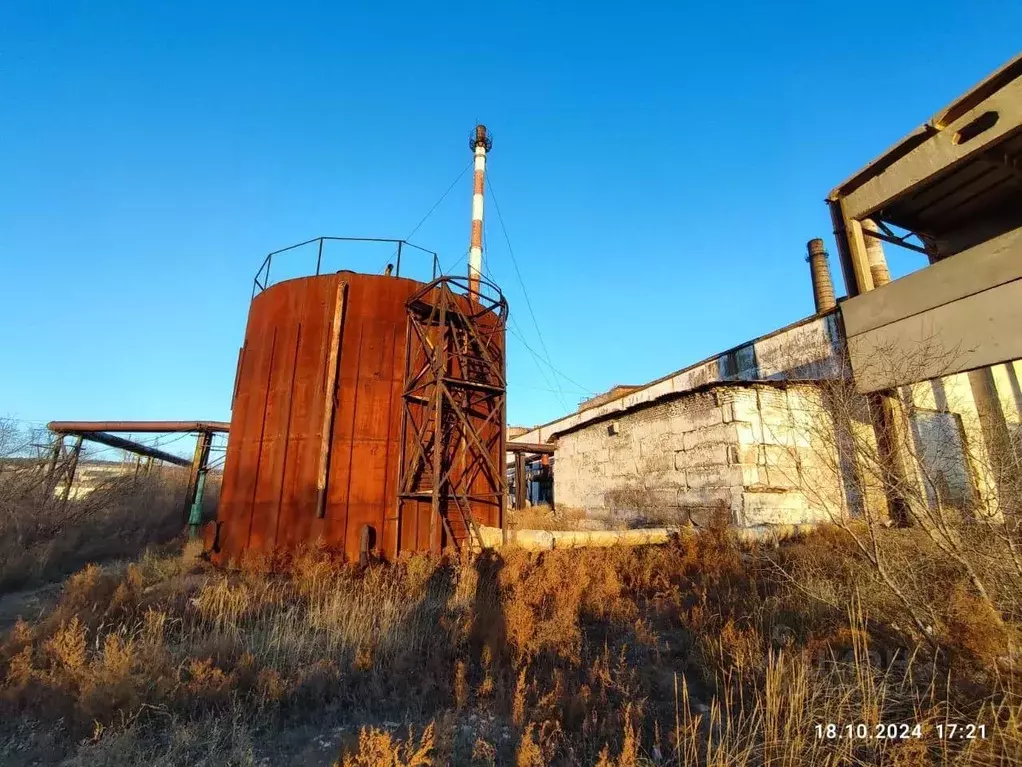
[
  {"left": 552, "top": 364, "right": 1022, "bottom": 528},
  {"left": 517, "top": 289, "right": 1022, "bottom": 529},
  {"left": 733, "top": 384, "right": 852, "bottom": 525},
  {"left": 510, "top": 312, "right": 843, "bottom": 450},
  {"left": 554, "top": 383, "right": 858, "bottom": 528},
  {"left": 553, "top": 391, "right": 736, "bottom": 525},
  {"left": 902, "top": 360, "right": 1022, "bottom": 516}
]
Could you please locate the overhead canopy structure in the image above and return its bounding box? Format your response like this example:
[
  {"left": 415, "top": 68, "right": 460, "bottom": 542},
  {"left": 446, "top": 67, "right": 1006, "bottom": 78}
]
[
  {"left": 829, "top": 54, "right": 1022, "bottom": 277},
  {"left": 829, "top": 53, "right": 1022, "bottom": 391}
]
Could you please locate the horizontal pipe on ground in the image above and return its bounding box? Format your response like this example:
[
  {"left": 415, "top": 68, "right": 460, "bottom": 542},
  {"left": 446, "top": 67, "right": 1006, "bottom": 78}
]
[
  {"left": 477, "top": 523, "right": 819, "bottom": 552},
  {"left": 48, "top": 420, "right": 230, "bottom": 434}
]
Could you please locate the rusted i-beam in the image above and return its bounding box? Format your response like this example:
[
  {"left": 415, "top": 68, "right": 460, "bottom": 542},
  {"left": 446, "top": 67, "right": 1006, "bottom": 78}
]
[
  {"left": 45, "top": 434, "right": 65, "bottom": 493},
  {"left": 49, "top": 430, "right": 191, "bottom": 467},
  {"left": 61, "top": 435, "right": 84, "bottom": 504}
]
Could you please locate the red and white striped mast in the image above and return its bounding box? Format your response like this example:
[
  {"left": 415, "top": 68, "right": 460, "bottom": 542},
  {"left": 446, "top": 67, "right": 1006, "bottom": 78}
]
[{"left": 468, "top": 124, "right": 492, "bottom": 300}]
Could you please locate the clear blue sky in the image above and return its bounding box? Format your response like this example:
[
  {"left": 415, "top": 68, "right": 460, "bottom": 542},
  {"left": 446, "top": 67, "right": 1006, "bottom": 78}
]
[{"left": 2, "top": 0, "right": 1019, "bottom": 440}]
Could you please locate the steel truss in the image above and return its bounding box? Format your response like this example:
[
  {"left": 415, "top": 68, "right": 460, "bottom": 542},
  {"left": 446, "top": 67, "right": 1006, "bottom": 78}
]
[
  {"left": 862, "top": 219, "right": 931, "bottom": 256},
  {"left": 397, "top": 275, "right": 508, "bottom": 553}
]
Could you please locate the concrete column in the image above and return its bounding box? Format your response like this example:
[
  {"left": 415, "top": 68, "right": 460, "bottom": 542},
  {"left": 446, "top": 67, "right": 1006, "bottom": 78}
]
[
  {"left": 838, "top": 219, "right": 911, "bottom": 524},
  {"left": 862, "top": 219, "right": 892, "bottom": 287},
  {"left": 968, "top": 366, "right": 1015, "bottom": 515},
  {"left": 867, "top": 392, "right": 920, "bottom": 525}
]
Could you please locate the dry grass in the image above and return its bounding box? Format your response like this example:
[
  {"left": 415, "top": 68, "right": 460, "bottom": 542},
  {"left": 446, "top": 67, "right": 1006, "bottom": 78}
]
[
  {"left": 338, "top": 724, "right": 435, "bottom": 767},
  {"left": 0, "top": 418, "right": 204, "bottom": 593},
  {"left": 1, "top": 509, "right": 1021, "bottom": 765},
  {"left": 508, "top": 504, "right": 587, "bottom": 532}
]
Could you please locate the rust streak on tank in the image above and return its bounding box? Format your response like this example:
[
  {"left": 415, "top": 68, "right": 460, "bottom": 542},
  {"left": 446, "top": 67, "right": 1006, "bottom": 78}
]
[{"left": 316, "top": 281, "right": 347, "bottom": 518}]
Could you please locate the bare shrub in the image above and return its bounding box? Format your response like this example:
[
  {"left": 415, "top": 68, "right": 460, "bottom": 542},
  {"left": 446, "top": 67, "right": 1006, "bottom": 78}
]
[
  {"left": 0, "top": 472, "right": 185, "bottom": 591},
  {"left": 763, "top": 341, "right": 1022, "bottom": 656},
  {"left": 0, "top": 420, "right": 191, "bottom": 590}
]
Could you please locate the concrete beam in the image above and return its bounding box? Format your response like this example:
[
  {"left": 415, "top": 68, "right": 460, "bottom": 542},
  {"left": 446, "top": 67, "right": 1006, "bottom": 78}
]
[
  {"left": 841, "top": 227, "right": 1022, "bottom": 337},
  {"left": 837, "top": 77, "right": 1022, "bottom": 220},
  {"left": 842, "top": 227, "right": 1022, "bottom": 393}
]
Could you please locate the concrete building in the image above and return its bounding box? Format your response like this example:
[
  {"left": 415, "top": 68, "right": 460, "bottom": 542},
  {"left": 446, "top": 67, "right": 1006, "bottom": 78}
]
[
  {"left": 0, "top": 457, "right": 144, "bottom": 500},
  {"left": 60, "top": 460, "right": 142, "bottom": 500},
  {"left": 509, "top": 53, "right": 1022, "bottom": 529}
]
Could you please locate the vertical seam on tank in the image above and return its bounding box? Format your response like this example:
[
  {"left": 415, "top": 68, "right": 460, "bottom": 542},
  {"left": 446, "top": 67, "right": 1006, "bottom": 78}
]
[
  {"left": 381, "top": 322, "right": 398, "bottom": 558},
  {"left": 395, "top": 313, "right": 413, "bottom": 556},
  {"left": 231, "top": 344, "right": 246, "bottom": 410},
  {"left": 272, "top": 321, "right": 302, "bottom": 553},
  {"left": 341, "top": 326, "right": 364, "bottom": 556},
  {"left": 244, "top": 327, "right": 278, "bottom": 554}
]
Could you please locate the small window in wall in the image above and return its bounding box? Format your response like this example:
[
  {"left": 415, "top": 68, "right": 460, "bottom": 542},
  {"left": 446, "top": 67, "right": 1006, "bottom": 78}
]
[
  {"left": 719, "top": 344, "right": 757, "bottom": 380},
  {"left": 909, "top": 408, "right": 975, "bottom": 510},
  {"left": 608, "top": 421, "right": 619, "bottom": 436}
]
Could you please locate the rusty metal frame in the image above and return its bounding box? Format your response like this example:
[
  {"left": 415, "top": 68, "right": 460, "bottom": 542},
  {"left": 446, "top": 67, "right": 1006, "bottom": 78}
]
[
  {"left": 397, "top": 275, "right": 508, "bottom": 553},
  {"left": 48, "top": 422, "right": 224, "bottom": 528}
]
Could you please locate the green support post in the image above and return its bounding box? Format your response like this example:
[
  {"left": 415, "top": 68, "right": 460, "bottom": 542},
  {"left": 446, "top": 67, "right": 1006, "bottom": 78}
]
[
  {"left": 184, "top": 430, "right": 213, "bottom": 539},
  {"left": 188, "top": 471, "right": 208, "bottom": 539}
]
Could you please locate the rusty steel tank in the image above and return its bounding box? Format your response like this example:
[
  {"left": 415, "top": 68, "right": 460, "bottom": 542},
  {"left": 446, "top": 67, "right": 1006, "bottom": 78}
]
[{"left": 210, "top": 239, "right": 507, "bottom": 566}]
